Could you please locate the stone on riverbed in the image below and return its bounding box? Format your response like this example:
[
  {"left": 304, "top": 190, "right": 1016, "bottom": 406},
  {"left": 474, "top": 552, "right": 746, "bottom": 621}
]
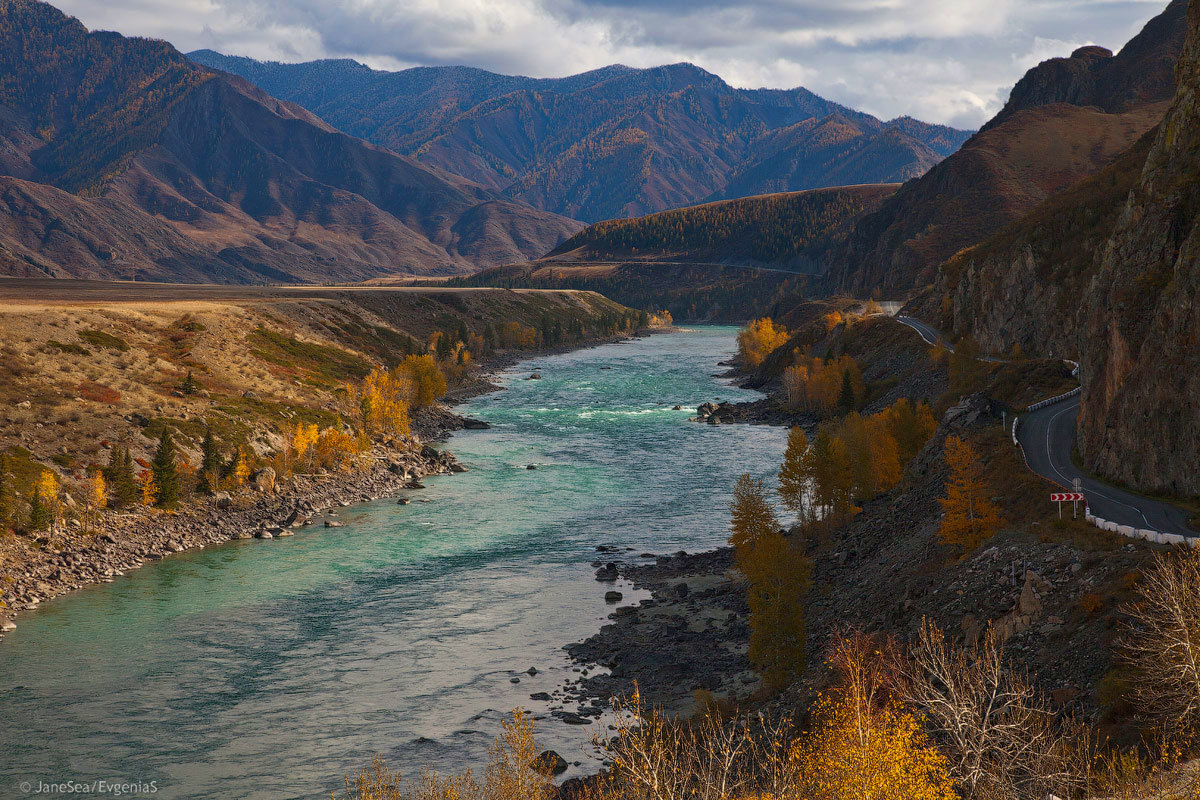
[
  {"left": 604, "top": 591, "right": 623, "bottom": 603},
  {"left": 0, "top": 616, "right": 15, "bottom": 632},
  {"left": 324, "top": 520, "right": 345, "bottom": 528},
  {"left": 595, "top": 563, "right": 618, "bottom": 582}
]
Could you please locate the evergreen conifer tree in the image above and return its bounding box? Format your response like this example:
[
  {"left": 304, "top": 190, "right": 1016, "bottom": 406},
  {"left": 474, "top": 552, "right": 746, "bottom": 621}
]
[
  {"left": 197, "top": 429, "right": 222, "bottom": 495},
  {"left": 151, "top": 432, "right": 181, "bottom": 508},
  {"left": 839, "top": 369, "right": 856, "bottom": 413}
]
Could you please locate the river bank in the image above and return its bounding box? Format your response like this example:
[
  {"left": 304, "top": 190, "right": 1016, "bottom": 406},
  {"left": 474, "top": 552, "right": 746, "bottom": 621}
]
[
  {"left": 0, "top": 441, "right": 464, "bottom": 636},
  {"left": 0, "top": 330, "right": 665, "bottom": 639}
]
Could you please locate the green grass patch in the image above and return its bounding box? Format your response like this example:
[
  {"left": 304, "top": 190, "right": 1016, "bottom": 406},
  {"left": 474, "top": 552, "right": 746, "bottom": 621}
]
[
  {"left": 47, "top": 340, "right": 90, "bottom": 356},
  {"left": 3, "top": 446, "right": 49, "bottom": 494},
  {"left": 79, "top": 329, "right": 129, "bottom": 352},
  {"left": 249, "top": 326, "right": 372, "bottom": 385}
]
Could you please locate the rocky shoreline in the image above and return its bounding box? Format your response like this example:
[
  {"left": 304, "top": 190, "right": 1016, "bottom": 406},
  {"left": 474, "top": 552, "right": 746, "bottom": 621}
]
[
  {"left": 557, "top": 547, "right": 755, "bottom": 720},
  {"left": 0, "top": 442, "right": 466, "bottom": 637}
]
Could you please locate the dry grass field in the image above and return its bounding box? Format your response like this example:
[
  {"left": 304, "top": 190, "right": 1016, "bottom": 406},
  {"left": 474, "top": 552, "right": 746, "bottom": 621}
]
[{"left": 0, "top": 280, "right": 631, "bottom": 500}]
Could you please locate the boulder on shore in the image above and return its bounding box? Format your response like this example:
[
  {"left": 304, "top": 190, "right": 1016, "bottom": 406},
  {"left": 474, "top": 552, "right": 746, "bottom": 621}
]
[
  {"left": 250, "top": 467, "right": 276, "bottom": 493},
  {"left": 529, "top": 750, "right": 568, "bottom": 776}
]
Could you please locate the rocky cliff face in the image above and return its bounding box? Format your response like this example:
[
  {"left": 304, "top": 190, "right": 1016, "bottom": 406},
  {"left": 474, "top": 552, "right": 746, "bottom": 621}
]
[
  {"left": 1078, "top": 0, "right": 1200, "bottom": 496},
  {"left": 983, "top": 0, "right": 1186, "bottom": 131},
  {"left": 906, "top": 132, "right": 1155, "bottom": 358},
  {"left": 826, "top": 0, "right": 1183, "bottom": 298}
]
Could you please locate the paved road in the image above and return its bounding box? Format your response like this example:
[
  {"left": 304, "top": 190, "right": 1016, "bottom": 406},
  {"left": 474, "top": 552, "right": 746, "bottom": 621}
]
[
  {"left": 897, "top": 313, "right": 1195, "bottom": 536},
  {"left": 896, "top": 315, "right": 949, "bottom": 348},
  {"left": 1017, "top": 398, "right": 1196, "bottom": 535}
]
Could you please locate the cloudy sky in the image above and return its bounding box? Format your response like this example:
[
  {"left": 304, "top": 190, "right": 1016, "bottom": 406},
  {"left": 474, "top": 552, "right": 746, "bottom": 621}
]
[{"left": 53, "top": 0, "right": 1170, "bottom": 129}]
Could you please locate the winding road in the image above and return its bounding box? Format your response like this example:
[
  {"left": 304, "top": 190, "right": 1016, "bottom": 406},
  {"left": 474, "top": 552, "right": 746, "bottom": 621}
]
[
  {"left": 894, "top": 314, "right": 1196, "bottom": 537},
  {"left": 1018, "top": 398, "right": 1196, "bottom": 535}
]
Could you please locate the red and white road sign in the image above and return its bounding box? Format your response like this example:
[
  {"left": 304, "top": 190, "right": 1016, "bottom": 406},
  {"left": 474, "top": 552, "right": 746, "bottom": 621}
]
[{"left": 1051, "top": 493, "right": 1084, "bottom": 502}]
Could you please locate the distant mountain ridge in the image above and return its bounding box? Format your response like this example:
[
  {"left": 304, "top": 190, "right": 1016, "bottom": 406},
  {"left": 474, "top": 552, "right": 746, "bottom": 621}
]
[
  {"left": 0, "top": 0, "right": 581, "bottom": 283},
  {"left": 188, "top": 50, "right": 972, "bottom": 223}
]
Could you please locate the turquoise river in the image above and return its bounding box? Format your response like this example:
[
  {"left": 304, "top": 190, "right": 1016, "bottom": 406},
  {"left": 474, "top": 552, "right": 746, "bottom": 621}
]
[{"left": 0, "top": 326, "right": 788, "bottom": 800}]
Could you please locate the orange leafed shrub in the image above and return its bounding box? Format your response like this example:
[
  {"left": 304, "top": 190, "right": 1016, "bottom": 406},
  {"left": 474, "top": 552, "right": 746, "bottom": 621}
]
[{"left": 78, "top": 380, "right": 121, "bottom": 404}]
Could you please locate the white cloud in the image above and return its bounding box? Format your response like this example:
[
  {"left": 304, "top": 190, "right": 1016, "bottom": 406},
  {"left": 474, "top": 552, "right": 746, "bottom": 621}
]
[{"left": 49, "top": 0, "right": 1171, "bottom": 128}]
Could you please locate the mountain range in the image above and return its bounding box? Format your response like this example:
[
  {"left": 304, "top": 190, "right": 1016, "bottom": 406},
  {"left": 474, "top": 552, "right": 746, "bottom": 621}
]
[
  {"left": 188, "top": 51, "right": 972, "bottom": 223},
  {"left": 0, "top": 0, "right": 582, "bottom": 283}
]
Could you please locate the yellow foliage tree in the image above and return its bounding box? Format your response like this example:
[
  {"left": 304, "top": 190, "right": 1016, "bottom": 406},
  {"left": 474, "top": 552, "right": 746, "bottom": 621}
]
[
  {"left": 882, "top": 398, "right": 938, "bottom": 465},
  {"left": 292, "top": 422, "right": 319, "bottom": 459},
  {"left": 795, "top": 688, "right": 956, "bottom": 800},
  {"left": 88, "top": 471, "right": 107, "bottom": 532},
  {"left": 356, "top": 366, "right": 412, "bottom": 438},
  {"left": 737, "top": 318, "right": 789, "bottom": 368},
  {"left": 782, "top": 355, "right": 863, "bottom": 415},
  {"left": 743, "top": 532, "right": 811, "bottom": 687},
  {"left": 729, "top": 473, "right": 780, "bottom": 574},
  {"left": 777, "top": 427, "right": 811, "bottom": 522},
  {"left": 938, "top": 436, "right": 1003, "bottom": 552},
  {"left": 399, "top": 355, "right": 447, "bottom": 410},
  {"left": 139, "top": 472, "right": 158, "bottom": 507}
]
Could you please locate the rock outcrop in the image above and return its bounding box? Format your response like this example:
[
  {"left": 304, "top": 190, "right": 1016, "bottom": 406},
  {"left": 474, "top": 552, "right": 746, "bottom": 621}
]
[
  {"left": 984, "top": 1, "right": 1186, "bottom": 131},
  {"left": 1078, "top": 0, "right": 1200, "bottom": 496}
]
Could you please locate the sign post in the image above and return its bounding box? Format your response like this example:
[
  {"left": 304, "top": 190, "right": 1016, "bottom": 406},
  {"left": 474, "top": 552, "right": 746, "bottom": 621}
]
[{"left": 1051, "top": 492, "right": 1085, "bottom": 518}]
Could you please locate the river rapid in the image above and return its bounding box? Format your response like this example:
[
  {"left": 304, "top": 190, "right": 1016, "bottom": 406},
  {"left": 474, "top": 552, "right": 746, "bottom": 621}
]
[{"left": 0, "top": 326, "right": 788, "bottom": 800}]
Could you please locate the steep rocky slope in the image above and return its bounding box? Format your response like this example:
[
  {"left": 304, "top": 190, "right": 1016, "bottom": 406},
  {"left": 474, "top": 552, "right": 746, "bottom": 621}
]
[
  {"left": 0, "top": 0, "right": 580, "bottom": 283},
  {"left": 906, "top": 131, "right": 1155, "bottom": 358},
  {"left": 1078, "top": 0, "right": 1200, "bottom": 497},
  {"left": 826, "top": 0, "right": 1183, "bottom": 297},
  {"left": 189, "top": 52, "right": 971, "bottom": 223}
]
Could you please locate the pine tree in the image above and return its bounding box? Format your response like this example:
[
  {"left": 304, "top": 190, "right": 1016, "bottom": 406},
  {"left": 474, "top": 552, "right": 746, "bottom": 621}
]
[
  {"left": 28, "top": 486, "right": 49, "bottom": 531},
  {"left": 151, "top": 431, "right": 181, "bottom": 508},
  {"left": 116, "top": 447, "right": 138, "bottom": 508},
  {"left": 197, "top": 429, "right": 222, "bottom": 495},
  {"left": 729, "top": 474, "right": 780, "bottom": 574},
  {"left": 778, "top": 427, "right": 811, "bottom": 521},
  {"left": 938, "top": 436, "right": 1003, "bottom": 553},
  {"left": 179, "top": 370, "right": 199, "bottom": 395},
  {"left": 838, "top": 368, "right": 856, "bottom": 413}
]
